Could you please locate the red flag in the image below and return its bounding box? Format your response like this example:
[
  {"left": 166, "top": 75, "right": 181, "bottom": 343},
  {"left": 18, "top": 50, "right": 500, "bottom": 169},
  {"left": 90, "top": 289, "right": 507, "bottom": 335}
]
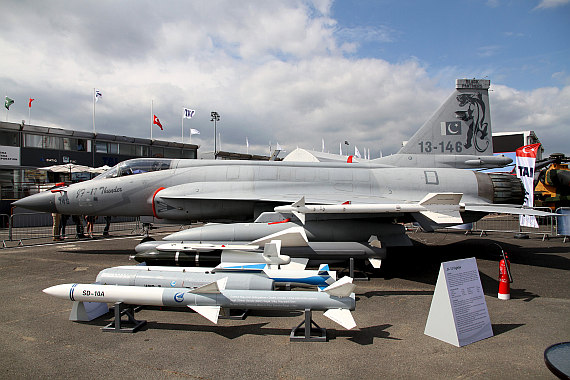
[
  {"left": 153, "top": 115, "right": 163, "bottom": 130},
  {"left": 29, "top": 98, "right": 35, "bottom": 108}
]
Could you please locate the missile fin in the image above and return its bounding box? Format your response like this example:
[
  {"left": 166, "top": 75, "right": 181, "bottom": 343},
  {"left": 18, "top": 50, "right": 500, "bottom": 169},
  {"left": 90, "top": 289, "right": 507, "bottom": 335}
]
[
  {"left": 190, "top": 278, "right": 227, "bottom": 294},
  {"left": 323, "top": 309, "right": 357, "bottom": 330},
  {"left": 292, "top": 211, "right": 306, "bottom": 225},
  {"left": 291, "top": 196, "right": 305, "bottom": 208},
  {"left": 213, "top": 263, "right": 267, "bottom": 272},
  {"left": 317, "top": 264, "right": 330, "bottom": 275},
  {"left": 417, "top": 192, "right": 463, "bottom": 224},
  {"left": 323, "top": 277, "right": 355, "bottom": 297},
  {"left": 188, "top": 305, "right": 221, "bottom": 324},
  {"left": 368, "top": 258, "right": 382, "bottom": 269},
  {"left": 249, "top": 226, "right": 309, "bottom": 247}
]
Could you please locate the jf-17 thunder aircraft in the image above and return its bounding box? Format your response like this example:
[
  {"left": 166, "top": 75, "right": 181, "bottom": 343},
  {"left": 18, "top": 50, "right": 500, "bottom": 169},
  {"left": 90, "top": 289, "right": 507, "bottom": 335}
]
[{"left": 15, "top": 79, "right": 551, "bottom": 269}]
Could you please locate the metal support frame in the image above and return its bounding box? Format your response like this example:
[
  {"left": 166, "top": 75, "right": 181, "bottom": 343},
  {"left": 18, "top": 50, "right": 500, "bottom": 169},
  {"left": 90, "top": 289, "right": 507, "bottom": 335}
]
[
  {"left": 349, "top": 257, "right": 369, "bottom": 281},
  {"left": 219, "top": 308, "right": 249, "bottom": 320},
  {"left": 102, "top": 302, "right": 146, "bottom": 333},
  {"left": 290, "top": 309, "right": 327, "bottom": 342}
]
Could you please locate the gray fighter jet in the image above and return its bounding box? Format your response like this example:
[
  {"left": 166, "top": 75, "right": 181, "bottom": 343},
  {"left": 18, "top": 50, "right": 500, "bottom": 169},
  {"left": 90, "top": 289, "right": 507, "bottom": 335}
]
[{"left": 15, "top": 79, "right": 545, "bottom": 252}]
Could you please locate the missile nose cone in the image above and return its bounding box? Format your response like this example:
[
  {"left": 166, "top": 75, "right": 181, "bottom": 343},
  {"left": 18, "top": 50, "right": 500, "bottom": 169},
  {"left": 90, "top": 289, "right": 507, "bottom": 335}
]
[
  {"left": 43, "top": 284, "right": 71, "bottom": 299},
  {"left": 13, "top": 191, "right": 58, "bottom": 213}
]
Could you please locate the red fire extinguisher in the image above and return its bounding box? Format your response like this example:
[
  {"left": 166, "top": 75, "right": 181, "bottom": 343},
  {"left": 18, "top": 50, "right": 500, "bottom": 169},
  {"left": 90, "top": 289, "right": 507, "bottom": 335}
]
[{"left": 498, "top": 249, "right": 513, "bottom": 300}]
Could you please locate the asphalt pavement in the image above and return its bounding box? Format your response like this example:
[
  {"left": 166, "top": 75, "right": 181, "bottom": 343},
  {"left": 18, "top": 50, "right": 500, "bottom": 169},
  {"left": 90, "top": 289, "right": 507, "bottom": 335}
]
[{"left": 0, "top": 229, "right": 568, "bottom": 379}]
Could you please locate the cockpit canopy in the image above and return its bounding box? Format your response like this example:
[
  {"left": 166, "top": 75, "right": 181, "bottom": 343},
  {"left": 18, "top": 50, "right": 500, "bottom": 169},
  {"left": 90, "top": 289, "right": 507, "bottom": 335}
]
[{"left": 95, "top": 158, "right": 174, "bottom": 179}]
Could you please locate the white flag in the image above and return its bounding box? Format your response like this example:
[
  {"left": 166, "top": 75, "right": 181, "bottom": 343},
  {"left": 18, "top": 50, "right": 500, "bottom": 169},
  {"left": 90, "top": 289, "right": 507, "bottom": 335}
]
[
  {"left": 322, "top": 138, "right": 325, "bottom": 152},
  {"left": 354, "top": 146, "right": 361, "bottom": 158},
  {"left": 190, "top": 128, "right": 200, "bottom": 135},
  {"left": 276, "top": 142, "right": 282, "bottom": 151},
  {"left": 183, "top": 108, "right": 195, "bottom": 119},
  {"left": 515, "top": 143, "right": 541, "bottom": 228},
  {"left": 94, "top": 89, "right": 102, "bottom": 102},
  {"left": 246, "top": 137, "right": 249, "bottom": 148}
]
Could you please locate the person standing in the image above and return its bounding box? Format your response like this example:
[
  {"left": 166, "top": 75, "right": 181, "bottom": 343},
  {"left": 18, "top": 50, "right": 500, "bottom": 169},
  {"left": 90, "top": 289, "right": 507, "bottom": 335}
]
[
  {"left": 59, "top": 214, "right": 69, "bottom": 239},
  {"left": 85, "top": 215, "right": 97, "bottom": 238},
  {"left": 103, "top": 216, "right": 112, "bottom": 237},
  {"left": 72, "top": 215, "right": 86, "bottom": 238},
  {"left": 52, "top": 213, "right": 61, "bottom": 241}
]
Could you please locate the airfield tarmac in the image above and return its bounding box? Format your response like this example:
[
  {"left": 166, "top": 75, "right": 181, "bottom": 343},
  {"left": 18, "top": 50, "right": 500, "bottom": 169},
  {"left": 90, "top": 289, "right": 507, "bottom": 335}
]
[{"left": 0, "top": 229, "right": 568, "bottom": 379}]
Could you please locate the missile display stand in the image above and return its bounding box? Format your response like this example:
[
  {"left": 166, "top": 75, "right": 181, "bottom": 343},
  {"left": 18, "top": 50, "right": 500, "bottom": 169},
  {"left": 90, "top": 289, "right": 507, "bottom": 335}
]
[
  {"left": 290, "top": 309, "right": 327, "bottom": 342},
  {"left": 102, "top": 302, "right": 146, "bottom": 333},
  {"left": 338, "top": 258, "right": 369, "bottom": 281},
  {"left": 219, "top": 308, "right": 249, "bottom": 320}
]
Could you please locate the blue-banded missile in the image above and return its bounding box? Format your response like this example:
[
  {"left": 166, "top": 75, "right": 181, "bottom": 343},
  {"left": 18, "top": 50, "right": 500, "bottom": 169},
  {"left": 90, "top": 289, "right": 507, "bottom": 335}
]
[
  {"left": 43, "top": 277, "right": 357, "bottom": 329},
  {"left": 96, "top": 263, "right": 336, "bottom": 290}
]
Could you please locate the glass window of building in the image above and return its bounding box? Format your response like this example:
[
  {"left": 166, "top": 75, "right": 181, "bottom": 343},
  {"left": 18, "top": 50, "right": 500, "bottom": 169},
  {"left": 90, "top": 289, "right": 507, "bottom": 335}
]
[
  {"left": 119, "top": 143, "right": 136, "bottom": 156},
  {"left": 181, "top": 149, "right": 196, "bottom": 159},
  {"left": 108, "top": 143, "right": 119, "bottom": 154},
  {"left": 95, "top": 141, "right": 107, "bottom": 153},
  {"left": 43, "top": 135, "right": 62, "bottom": 150},
  {"left": 163, "top": 147, "right": 180, "bottom": 158},
  {"left": 62, "top": 138, "right": 72, "bottom": 150},
  {"left": 24, "top": 133, "right": 43, "bottom": 148},
  {"left": 0, "top": 131, "right": 18, "bottom": 146},
  {"left": 138, "top": 145, "right": 149, "bottom": 157},
  {"left": 151, "top": 146, "right": 164, "bottom": 158},
  {"left": 77, "top": 139, "right": 89, "bottom": 152}
]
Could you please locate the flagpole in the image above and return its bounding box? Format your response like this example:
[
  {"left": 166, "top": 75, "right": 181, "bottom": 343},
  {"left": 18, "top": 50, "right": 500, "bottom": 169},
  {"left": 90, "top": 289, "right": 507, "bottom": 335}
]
[
  {"left": 28, "top": 102, "right": 31, "bottom": 125},
  {"left": 150, "top": 100, "right": 153, "bottom": 140},
  {"left": 92, "top": 88, "right": 96, "bottom": 134},
  {"left": 181, "top": 107, "right": 184, "bottom": 143}
]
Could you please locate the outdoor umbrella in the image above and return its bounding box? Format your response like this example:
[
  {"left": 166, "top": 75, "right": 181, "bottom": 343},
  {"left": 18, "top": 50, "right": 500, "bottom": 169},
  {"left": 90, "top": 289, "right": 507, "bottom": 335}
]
[{"left": 38, "top": 163, "right": 93, "bottom": 174}]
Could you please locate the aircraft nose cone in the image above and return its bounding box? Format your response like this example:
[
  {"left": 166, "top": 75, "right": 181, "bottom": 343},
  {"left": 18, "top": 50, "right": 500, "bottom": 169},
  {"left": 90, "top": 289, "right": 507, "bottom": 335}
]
[{"left": 13, "top": 191, "right": 58, "bottom": 213}]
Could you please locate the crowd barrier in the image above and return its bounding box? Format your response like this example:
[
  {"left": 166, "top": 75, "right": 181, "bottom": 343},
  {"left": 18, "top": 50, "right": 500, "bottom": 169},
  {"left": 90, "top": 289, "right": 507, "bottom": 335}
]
[
  {"left": 557, "top": 207, "right": 570, "bottom": 242},
  {"left": 2, "top": 208, "right": 568, "bottom": 248},
  {"left": 411, "top": 207, "right": 569, "bottom": 242},
  {"left": 1, "top": 211, "right": 144, "bottom": 247}
]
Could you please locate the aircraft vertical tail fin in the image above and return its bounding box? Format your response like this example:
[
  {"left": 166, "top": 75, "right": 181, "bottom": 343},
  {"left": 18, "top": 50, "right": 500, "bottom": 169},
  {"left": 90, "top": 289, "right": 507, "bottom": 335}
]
[{"left": 398, "top": 79, "right": 493, "bottom": 157}]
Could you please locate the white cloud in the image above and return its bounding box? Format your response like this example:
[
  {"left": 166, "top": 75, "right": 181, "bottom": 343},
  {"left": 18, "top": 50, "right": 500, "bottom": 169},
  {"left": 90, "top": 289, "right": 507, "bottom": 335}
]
[
  {"left": 534, "top": 0, "right": 570, "bottom": 9},
  {"left": 492, "top": 85, "right": 570, "bottom": 154},
  {"left": 0, "top": 0, "right": 568, "bottom": 158}
]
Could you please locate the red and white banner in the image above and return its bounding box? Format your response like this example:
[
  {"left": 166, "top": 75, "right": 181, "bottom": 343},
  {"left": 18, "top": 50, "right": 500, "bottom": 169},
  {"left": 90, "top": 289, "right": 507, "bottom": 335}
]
[{"left": 515, "top": 143, "right": 541, "bottom": 228}]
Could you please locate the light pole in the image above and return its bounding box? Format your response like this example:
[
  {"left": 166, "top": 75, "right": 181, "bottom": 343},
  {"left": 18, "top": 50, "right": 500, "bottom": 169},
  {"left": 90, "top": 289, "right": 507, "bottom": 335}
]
[{"left": 210, "top": 111, "right": 220, "bottom": 159}]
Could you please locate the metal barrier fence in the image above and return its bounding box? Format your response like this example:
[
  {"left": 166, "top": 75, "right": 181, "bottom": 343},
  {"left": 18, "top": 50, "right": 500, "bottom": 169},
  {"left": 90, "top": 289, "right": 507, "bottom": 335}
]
[
  {"left": 556, "top": 207, "right": 570, "bottom": 242},
  {"left": 438, "top": 207, "right": 570, "bottom": 241},
  {"left": 1, "top": 211, "right": 143, "bottom": 247},
  {"left": 471, "top": 207, "right": 556, "bottom": 239}
]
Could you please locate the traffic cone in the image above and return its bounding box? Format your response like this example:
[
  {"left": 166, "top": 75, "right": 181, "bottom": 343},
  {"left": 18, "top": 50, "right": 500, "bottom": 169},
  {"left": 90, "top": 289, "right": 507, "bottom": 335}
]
[{"left": 498, "top": 256, "right": 511, "bottom": 300}]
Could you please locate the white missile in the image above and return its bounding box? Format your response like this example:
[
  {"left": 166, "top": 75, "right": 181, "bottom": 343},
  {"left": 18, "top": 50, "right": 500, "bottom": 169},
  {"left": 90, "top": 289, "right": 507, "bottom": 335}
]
[
  {"left": 274, "top": 194, "right": 464, "bottom": 225},
  {"left": 43, "top": 277, "right": 357, "bottom": 329}
]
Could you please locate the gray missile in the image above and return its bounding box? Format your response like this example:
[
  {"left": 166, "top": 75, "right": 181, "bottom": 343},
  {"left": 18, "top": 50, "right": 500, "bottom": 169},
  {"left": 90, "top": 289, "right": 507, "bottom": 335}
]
[
  {"left": 96, "top": 266, "right": 275, "bottom": 291},
  {"left": 43, "top": 276, "right": 357, "bottom": 329}
]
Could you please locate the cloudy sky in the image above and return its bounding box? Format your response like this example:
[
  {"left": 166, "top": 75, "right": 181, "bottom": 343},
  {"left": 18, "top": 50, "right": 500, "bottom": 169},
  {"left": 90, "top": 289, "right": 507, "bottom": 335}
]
[{"left": 1, "top": 0, "right": 569, "bottom": 157}]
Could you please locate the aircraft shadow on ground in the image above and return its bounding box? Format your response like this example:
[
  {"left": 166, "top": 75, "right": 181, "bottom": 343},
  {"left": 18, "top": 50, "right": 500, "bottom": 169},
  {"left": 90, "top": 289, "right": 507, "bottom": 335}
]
[{"left": 373, "top": 237, "right": 568, "bottom": 286}]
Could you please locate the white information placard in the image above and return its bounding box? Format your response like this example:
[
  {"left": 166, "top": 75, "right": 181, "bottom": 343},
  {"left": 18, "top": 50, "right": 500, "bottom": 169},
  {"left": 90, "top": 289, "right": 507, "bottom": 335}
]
[
  {"left": 0, "top": 146, "right": 20, "bottom": 166},
  {"left": 424, "top": 257, "right": 493, "bottom": 347}
]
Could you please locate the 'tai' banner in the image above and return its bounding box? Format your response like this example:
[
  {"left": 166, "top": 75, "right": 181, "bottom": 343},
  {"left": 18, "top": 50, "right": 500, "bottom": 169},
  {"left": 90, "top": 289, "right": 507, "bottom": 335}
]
[{"left": 515, "top": 143, "right": 541, "bottom": 228}]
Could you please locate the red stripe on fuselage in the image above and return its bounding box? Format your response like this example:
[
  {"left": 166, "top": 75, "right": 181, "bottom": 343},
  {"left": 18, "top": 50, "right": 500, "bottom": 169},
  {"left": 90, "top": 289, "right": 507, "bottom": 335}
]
[{"left": 151, "top": 187, "right": 166, "bottom": 218}]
